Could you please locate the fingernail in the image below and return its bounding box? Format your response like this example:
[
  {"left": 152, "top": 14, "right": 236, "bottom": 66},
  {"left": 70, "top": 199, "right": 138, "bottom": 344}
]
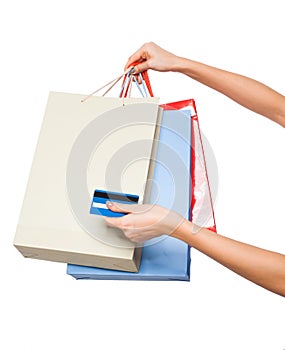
[{"left": 106, "top": 201, "right": 113, "bottom": 207}]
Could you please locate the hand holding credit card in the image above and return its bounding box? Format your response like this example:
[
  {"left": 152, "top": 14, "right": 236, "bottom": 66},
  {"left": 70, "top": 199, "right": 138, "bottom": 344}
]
[{"left": 90, "top": 189, "right": 139, "bottom": 217}]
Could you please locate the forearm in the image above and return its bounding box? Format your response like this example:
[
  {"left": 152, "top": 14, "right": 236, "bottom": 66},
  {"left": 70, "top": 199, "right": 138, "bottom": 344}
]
[
  {"left": 174, "top": 220, "right": 285, "bottom": 296},
  {"left": 173, "top": 57, "right": 285, "bottom": 127}
]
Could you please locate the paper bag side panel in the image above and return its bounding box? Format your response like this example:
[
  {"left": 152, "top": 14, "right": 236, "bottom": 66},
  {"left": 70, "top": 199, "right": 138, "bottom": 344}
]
[
  {"left": 14, "top": 92, "right": 159, "bottom": 272},
  {"left": 14, "top": 244, "right": 140, "bottom": 272}
]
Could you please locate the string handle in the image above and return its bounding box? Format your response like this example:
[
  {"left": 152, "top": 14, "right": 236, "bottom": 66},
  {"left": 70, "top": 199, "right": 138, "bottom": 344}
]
[{"left": 81, "top": 65, "right": 154, "bottom": 103}]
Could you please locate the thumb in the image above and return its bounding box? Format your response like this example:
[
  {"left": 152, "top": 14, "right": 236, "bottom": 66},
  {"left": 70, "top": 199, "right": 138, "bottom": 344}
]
[{"left": 106, "top": 201, "right": 135, "bottom": 214}]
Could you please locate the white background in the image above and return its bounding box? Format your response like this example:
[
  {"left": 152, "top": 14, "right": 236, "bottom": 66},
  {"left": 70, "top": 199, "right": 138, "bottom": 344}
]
[{"left": 1, "top": 1, "right": 284, "bottom": 349}]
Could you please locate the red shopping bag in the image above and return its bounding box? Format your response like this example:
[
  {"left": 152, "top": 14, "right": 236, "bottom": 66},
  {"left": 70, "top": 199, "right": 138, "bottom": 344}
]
[{"left": 160, "top": 100, "right": 216, "bottom": 232}]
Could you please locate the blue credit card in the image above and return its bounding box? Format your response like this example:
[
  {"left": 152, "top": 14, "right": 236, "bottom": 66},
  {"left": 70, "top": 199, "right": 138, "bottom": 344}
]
[{"left": 89, "top": 189, "right": 139, "bottom": 217}]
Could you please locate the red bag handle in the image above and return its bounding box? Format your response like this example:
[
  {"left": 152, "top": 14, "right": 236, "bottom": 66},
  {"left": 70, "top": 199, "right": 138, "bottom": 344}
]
[{"left": 141, "top": 70, "right": 154, "bottom": 97}]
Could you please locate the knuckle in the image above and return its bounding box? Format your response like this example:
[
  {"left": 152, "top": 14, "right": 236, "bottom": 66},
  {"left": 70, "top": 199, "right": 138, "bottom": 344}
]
[
  {"left": 123, "top": 230, "right": 132, "bottom": 239},
  {"left": 123, "top": 229, "right": 137, "bottom": 241},
  {"left": 114, "top": 218, "right": 123, "bottom": 228},
  {"left": 120, "top": 216, "right": 131, "bottom": 229},
  {"left": 143, "top": 42, "right": 151, "bottom": 51},
  {"left": 125, "top": 231, "right": 136, "bottom": 242}
]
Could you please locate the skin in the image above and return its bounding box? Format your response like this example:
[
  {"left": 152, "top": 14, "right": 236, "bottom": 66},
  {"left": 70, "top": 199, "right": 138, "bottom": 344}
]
[{"left": 105, "top": 42, "right": 285, "bottom": 297}]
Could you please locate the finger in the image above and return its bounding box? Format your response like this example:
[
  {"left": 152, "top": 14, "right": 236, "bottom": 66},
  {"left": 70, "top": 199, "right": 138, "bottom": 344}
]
[
  {"left": 136, "top": 74, "right": 142, "bottom": 84},
  {"left": 124, "top": 48, "right": 145, "bottom": 71},
  {"left": 127, "top": 232, "right": 148, "bottom": 244},
  {"left": 104, "top": 216, "right": 122, "bottom": 228},
  {"left": 132, "top": 61, "right": 150, "bottom": 74},
  {"left": 106, "top": 201, "right": 135, "bottom": 213},
  {"left": 124, "top": 66, "right": 137, "bottom": 76},
  {"left": 107, "top": 202, "right": 152, "bottom": 215}
]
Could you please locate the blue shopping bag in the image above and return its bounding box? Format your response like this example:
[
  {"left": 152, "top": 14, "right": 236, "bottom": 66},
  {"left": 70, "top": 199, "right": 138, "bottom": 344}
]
[{"left": 67, "top": 106, "right": 192, "bottom": 281}]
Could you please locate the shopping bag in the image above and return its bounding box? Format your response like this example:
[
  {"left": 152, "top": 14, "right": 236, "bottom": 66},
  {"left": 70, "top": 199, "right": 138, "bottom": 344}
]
[
  {"left": 68, "top": 103, "right": 192, "bottom": 280},
  {"left": 13, "top": 87, "right": 161, "bottom": 272},
  {"left": 67, "top": 70, "right": 216, "bottom": 280},
  {"left": 161, "top": 100, "right": 216, "bottom": 232}
]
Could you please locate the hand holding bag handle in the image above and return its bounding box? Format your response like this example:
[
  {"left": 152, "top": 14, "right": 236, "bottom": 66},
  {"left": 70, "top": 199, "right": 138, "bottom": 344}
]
[
  {"left": 81, "top": 63, "right": 154, "bottom": 102},
  {"left": 120, "top": 61, "right": 154, "bottom": 98}
]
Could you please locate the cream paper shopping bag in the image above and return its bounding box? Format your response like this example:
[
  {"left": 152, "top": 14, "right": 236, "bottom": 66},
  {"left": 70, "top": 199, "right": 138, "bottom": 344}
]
[{"left": 14, "top": 92, "right": 161, "bottom": 272}]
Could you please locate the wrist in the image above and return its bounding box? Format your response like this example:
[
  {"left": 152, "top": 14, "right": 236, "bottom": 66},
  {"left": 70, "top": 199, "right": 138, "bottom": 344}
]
[
  {"left": 171, "top": 219, "right": 194, "bottom": 242},
  {"left": 171, "top": 57, "right": 203, "bottom": 82},
  {"left": 171, "top": 56, "right": 193, "bottom": 73}
]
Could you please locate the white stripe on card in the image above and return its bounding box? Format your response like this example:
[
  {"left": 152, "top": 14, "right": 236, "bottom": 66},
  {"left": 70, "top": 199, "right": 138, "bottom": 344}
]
[{"left": 92, "top": 202, "right": 108, "bottom": 209}]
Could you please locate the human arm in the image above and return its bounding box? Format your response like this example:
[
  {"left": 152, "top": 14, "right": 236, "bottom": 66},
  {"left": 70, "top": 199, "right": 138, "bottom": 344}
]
[
  {"left": 126, "top": 42, "right": 285, "bottom": 127},
  {"left": 105, "top": 202, "right": 285, "bottom": 297},
  {"left": 176, "top": 220, "right": 285, "bottom": 297}
]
